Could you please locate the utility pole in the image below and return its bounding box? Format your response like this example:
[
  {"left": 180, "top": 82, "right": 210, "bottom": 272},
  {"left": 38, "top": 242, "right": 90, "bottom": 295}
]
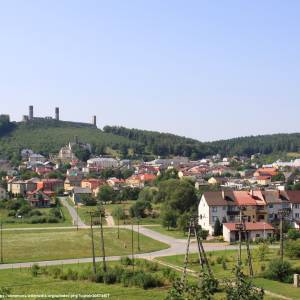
[
  {"left": 117, "top": 212, "right": 120, "bottom": 239},
  {"left": 99, "top": 206, "right": 107, "bottom": 272},
  {"left": 0, "top": 222, "right": 3, "bottom": 264},
  {"left": 137, "top": 218, "right": 140, "bottom": 251},
  {"left": 242, "top": 215, "right": 253, "bottom": 277},
  {"left": 182, "top": 216, "right": 212, "bottom": 288},
  {"left": 76, "top": 203, "right": 79, "bottom": 231},
  {"left": 131, "top": 219, "right": 135, "bottom": 272},
  {"left": 235, "top": 207, "right": 245, "bottom": 265},
  {"left": 88, "top": 212, "right": 96, "bottom": 275},
  {"left": 278, "top": 208, "right": 291, "bottom": 262}
]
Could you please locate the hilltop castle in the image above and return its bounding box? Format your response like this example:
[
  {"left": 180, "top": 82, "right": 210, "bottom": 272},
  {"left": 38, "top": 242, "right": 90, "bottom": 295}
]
[{"left": 22, "top": 106, "right": 97, "bottom": 128}]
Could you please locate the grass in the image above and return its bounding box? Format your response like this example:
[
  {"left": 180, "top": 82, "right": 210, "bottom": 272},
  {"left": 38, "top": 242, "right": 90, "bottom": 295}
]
[
  {"left": 1, "top": 228, "right": 168, "bottom": 263},
  {"left": 157, "top": 248, "right": 300, "bottom": 299},
  {"left": 0, "top": 265, "right": 167, "bottom": 300},
  {"left": 146, "top": 225, "right": 187, "bottom": 238}
]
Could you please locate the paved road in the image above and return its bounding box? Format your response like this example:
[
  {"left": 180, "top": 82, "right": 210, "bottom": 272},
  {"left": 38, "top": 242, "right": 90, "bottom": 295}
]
[{"left": 60, "top": 197, "right": 86, "bottom": 227}]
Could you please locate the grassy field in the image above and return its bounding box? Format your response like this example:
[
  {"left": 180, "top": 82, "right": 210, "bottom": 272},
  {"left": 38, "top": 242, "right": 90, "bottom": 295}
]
[
  {"left": 1, "top": 228, "right": 168, "bottom": 263},
  {"left": 147, "top": 225, "right": 187, "bottom": 238},
  {"left": 0, "top": 206, "right": 73, "bottom": 228},
  {"left": 0, "top": 261, "right": 168, "bottom": 300},
  {"left": 157, "top": 248, "right": 300, "bottom": 299}
]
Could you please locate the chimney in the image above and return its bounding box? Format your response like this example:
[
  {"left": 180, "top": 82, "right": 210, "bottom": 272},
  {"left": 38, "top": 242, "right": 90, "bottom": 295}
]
[
  {"left": 55, "top": 107, "right": 59, "bottom": 121},
  {"left": 93, "top": 115, "right": 97, "bottom": 127},
  {"left": 29, "top": 105, "right": 33, "bottom": 120}
]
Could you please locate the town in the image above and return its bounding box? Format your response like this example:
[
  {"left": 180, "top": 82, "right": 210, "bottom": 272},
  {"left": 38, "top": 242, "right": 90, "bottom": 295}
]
[{"left": 0, "top": 107, "right": 300, "bottom": 299}]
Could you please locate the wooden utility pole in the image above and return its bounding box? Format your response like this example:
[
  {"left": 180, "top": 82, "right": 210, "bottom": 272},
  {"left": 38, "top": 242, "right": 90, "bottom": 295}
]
[
  {"left": 278, "top": 208, "right": 291, "bottom": 262},
  {"left": 99, "top": 206, "right": 107, "bottom": 272},
  {"left": 0, "top": 222, "right": 3, "bottom": 264},
  {"left": 137, "top": 218, "right": 140, "bottom": 251},
  {"left": 88, "top": 212, "right": 96, "bottom": 275},
  {"left": 182, "top": 216, "right": 212, "bottom": 287},
  {"left": 76, "top": 204, "right": 79, "bottom": 231},
  {"left": 117, "top": 213, "right": 120, "bottom": 239},
  {"left": 241, "top": 215, "right": 253, "bottom": 277},
  {"left": 131, "top": 219, "right": 135, "bottom": 272}
]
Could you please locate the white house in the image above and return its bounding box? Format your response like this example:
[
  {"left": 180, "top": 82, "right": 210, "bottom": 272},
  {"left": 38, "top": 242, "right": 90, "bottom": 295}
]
[
  {"left": 87, "top": 157, "right": 119, "bottom": 169},
  {"left": 198, "top": 191, "right": 238, "bottom": 235},
  {"left": 223, "top": 222, "right": 275, "bottom": 242}
]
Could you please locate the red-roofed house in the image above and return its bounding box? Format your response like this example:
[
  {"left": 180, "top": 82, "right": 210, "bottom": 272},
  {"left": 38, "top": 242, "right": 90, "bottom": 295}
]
[{"left": 223, "top": 222, "right": 275, "bottom": 242}]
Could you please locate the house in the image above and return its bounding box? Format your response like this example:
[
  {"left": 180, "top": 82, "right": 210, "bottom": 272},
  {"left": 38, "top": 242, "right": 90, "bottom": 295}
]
[
  {"left": 64, "top": 176, "right": 82, "bottom": 192},
  {"left": 0, "top": 187, "right": 7, "bottom": 200},
  {"left": 107, "top": 177, "right": 125, "bottom": 188},
  {"left": 7, "top": 179, "right": 37, "bottom": 196},
  {"left": 87, "top": 157, "right": 119, "bottom": 169},
  {"left": 27, "top": 190, "right": 52, "bottom": 208},
  {"left": 36, "top": 179, "right": 64, "bottom": 193},
  {"left": 254, "top": 167, "right": 278, "bottom": 178},
  {"left": 208, "top": 177, "right": 227, "bottom": 185},
  {"left": 285, "top": 191, "right": 300, "bottom": 226},
  {"left": 72, "top": 187, "right": 92, "bottom": 204},
  {"left": 198, "top": 190, "right": 268, "bottom": 235},
  {"left": 198, "top": 191, "right": 238, "bottom": 235},
  {"left": 263, "top": 190, "right": 291, "bottom": 222},
  {"left": 81, "top": 178, "right": 105, "bottom": 196},
  {"left": 255, "top": 176, "right": 272, "bottom": 186},
  {"left": 126, "top": 173, "right": 156, "bottom": 188},
  {"left": 28, "top": 153, "right": 46, "bottom": 164},
  {"left": 223, "top": 222, "right": 275, "bottom": 242}
]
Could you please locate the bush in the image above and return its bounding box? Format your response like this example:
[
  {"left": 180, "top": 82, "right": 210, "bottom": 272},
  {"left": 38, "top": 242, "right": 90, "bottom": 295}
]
[
  {"left": 31, "top": 264, "right": 40, "bottom": 277},
  {"left": 287, "top": 229, "right": 300, "bottom": 240},
  {"left": 120, "top": 257, "right": 133, "bottom": 266},
  {"left": 263, "top": 259, "right": 293, "bottom": 283},
  {"left": 286, "top": 239, "right": 300, "bottom": 259},
  {"left": 50, "top": 267, "right": 63, "bottom": 279}
]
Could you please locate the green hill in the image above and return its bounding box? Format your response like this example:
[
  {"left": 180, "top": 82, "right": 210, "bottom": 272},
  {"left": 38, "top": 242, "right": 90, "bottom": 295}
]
[{"left": 0, "top": 116, "right": 300, "bottom": 162}]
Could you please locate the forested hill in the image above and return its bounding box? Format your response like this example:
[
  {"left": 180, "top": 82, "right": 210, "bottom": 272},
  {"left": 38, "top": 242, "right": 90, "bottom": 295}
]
[
  {"left": 207, "top": 133, "right": 300, "bottom": 156},
  {"left": 0, "top": 117, "right": 300, "bottom": 161}
]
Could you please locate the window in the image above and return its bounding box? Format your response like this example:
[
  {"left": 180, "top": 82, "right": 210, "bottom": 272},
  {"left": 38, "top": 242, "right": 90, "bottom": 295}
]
[
  {"left": 294, "top": 204, "right": 299, "bottom": 209},
  {"left": 268, "top": 214, "right": 274, "bottom": 219},
  {"left": 256, "top": 234, "right": 260, "bottom": 238},
  {"left": 212, "top": 207, "right": 217, "bottom": 212},
  {"left": 223, "top": 206, "right": 227, "bottom": 210},
  {"left": 269, "top": 204, "right": 273, "bottom": 208},
  {"left": 212, "top": 216, "right": 218, "bottom": 222},
  {"left": 295, "top": 213, "right": 300, "bottom": 219},
  {"left": 199, "top": 215, "right": 202, "bottom": 220}
]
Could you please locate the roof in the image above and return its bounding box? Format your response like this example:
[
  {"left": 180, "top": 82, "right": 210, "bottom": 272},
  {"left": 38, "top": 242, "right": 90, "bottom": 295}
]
[
  {"left": 223, "top": 222, "right": 274, "bottom": 231},
  {"left": 286, "top": 191, "right": 300, "bottom": 204},
  {"left": 203, "top": 191, "right": 235, "bottom": 206},
  {"left": 233, "top": 191, "right": 257, "bottom": 206},
  {"left": 262, "top": 190, "right": 290, "bottom": 204},
  {"left": 73, "top": 187, "right": 92, "bottom": 194}
]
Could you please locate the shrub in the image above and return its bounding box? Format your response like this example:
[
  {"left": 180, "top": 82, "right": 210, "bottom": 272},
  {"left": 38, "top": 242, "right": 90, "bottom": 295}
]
[
  {"left": 287, "top": 229, "right": 300, "bottom": 240},
  {"left": 120, "top": 256, "right": 133, "bottom": 266},
  {"left": 50, "top": 267, "right": 62, "bottom": 279},
  {"left": 103, "top": 269, "right": 117, "bottom": 284},
  {"left": 222, "top": 261, "right": 227, "bottom": 270},
  {"left": 31, "top": 264, "right": 40, "bottom": 277},
  {"left": 263, "top": 259, "right": 293, "bottom": 283},
  {"left": 286, "top": 240, "right": 300, "bottom": 259}
]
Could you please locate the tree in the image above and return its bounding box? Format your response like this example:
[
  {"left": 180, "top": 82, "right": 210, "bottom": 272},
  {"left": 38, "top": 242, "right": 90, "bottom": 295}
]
[
  {"left": 112, "top": 206, "right": 126, "bottom": 220},
  {"left": 256, "top": 243, "right": 269, "bottom": 261},
  {"left": 161, "top": 210, "right": 178, "bottom": 230},
  {"left": 97, "top": 185, "right": 115, "bottom": 204},
  {"left": 138, "top": 187, "right": 157, "bottom": 202},
  {"left": 225, "top": 265, "right": 264, "bottom": 300},
  {"left": 80, "top": 194, "right": 97, "bottom": 206},
  {"left": 263, "top": 259, "right": 292, "bottom": 282},
  {"left": 213, "top": 218, "right": 222, "bottom": 236},
  {"left": 129, "top": 200, "right": 152, "bottom": 218},
  {"left": 156, "top": 179, "right": 198, "bottom": 213},
  {"left": 177, "top": 212, "right": 191, "bottom": 235},
  {"left": 286, "top": 240, "right": 300, "bottom": 259},
  {"left": 287, "top": 228, "right": 300, "bottom": 240}
]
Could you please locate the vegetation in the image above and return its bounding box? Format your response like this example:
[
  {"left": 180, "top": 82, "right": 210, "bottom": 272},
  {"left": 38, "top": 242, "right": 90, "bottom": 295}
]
[
  {"left": 3, "top": 120, "right": 300, "bottom": 161},
  {"left": 1, "top": 228, "right": 168, "bottom": 263},
  {"left": 0, "top": 198, "right": 67, "bottom": 225}
]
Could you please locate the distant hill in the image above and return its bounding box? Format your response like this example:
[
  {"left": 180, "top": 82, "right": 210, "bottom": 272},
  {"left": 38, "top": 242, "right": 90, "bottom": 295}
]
[{"left": 0, "top": 117, "right": 300, "bottom": 162}]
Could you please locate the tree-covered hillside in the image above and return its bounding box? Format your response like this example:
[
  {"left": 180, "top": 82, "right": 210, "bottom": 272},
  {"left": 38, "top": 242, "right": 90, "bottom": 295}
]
[{"left": 1, "top": 119, "right": 300, "bottom": 161}]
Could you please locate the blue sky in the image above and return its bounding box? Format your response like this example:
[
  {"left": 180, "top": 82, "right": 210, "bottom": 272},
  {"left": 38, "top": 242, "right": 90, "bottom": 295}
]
[{"left": 0, "top": 1, "right": 299, "bottom": 141}]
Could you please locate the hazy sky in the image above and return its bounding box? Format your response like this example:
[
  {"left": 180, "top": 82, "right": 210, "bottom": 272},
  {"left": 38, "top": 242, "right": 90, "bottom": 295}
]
[{"left": 0, "top": 1, "right": 299, "bottom": 141}]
